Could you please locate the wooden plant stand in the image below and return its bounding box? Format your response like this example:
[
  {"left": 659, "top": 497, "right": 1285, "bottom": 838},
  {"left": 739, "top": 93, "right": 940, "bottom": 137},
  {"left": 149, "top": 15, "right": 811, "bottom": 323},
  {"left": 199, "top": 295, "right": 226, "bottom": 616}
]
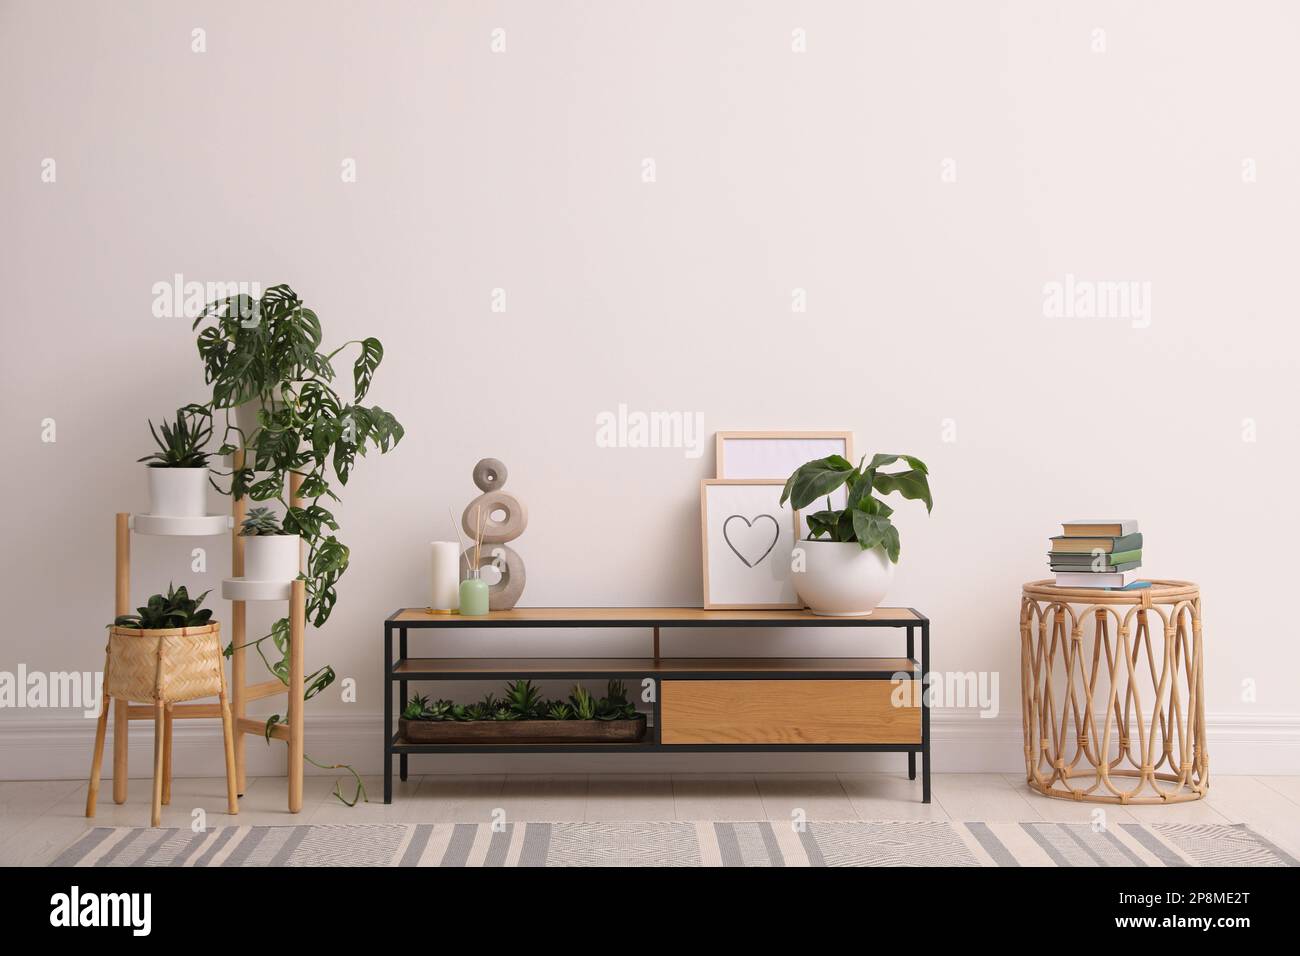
[
  {"left": 1020, "top": 580, "right": 1207, "bottom": 805},
  {"left": 224, "top": 460, "right": 308, "bottom": 812},
  {"left": 383, "top": 606, "right": 931, "bottom": 803},
  {"left": 101, "top": 453, "right": 309, "bottom": 816}
]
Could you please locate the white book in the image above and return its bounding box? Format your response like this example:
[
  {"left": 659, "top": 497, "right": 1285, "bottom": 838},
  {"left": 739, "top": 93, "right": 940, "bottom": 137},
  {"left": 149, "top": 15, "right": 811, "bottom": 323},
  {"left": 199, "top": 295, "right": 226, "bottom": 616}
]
[
  {"left": 1055, "top": 570, "right": 1141, "bottom": 589},
  {"left": 1061, "top": 519, "right": 1139, "bottom": 537}
]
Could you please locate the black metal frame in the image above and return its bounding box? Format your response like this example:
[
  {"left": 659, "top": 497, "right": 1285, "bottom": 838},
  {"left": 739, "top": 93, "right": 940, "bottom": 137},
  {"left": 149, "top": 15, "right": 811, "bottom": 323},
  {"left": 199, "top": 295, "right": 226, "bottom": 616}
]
[{"left": 383, "top": 609, "right": 931, "bottom": 804}]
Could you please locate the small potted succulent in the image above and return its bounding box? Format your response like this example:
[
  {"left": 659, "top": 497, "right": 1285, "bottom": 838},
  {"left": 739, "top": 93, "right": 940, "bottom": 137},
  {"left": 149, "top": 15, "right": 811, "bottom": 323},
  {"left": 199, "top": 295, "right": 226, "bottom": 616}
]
[
  {"left": 781, "top": 453, "right": 933, "bottom": 616},
  {"left": 114, "top": 582, "right": 215, "bottom": 631},
  {"left": 139, "top": 405, "right": 213, "bottom": 517},
  {"left": 239, "top": 506, "right": 301, "bottom": 582},
  {"left": 109, "top": 584, "right": 223, "bottom": 699}
]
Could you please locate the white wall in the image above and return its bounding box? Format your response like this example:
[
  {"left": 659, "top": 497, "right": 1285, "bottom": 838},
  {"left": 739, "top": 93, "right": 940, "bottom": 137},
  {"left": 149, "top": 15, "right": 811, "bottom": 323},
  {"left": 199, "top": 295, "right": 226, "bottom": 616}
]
[{"left": 2, "top": 0, "right": 1298, "bottom": 778}]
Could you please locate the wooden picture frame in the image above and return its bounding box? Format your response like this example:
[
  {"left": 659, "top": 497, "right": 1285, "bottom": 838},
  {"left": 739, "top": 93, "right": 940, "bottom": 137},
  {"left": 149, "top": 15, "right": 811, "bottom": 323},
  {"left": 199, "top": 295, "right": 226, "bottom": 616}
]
[
  {"left": 700, "top": 479, "right": 801, "bottom": 610},
  {"left": 714, "top": 430, "right": 853, "bottom": 540},
  {"left": 715, "top": 430, "right": 854, "bottom": 480}
]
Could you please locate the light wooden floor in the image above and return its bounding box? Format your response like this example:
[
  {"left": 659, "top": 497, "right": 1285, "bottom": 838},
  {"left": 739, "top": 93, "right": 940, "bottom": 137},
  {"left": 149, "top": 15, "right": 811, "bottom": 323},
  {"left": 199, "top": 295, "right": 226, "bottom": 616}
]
[{"left": 4, "top": 773, "right": 1298, "bottom": 866}]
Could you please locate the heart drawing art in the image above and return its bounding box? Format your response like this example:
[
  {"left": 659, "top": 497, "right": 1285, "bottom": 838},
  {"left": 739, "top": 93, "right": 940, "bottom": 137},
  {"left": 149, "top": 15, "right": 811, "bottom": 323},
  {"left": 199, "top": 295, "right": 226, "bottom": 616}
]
[{"left": 722, "top": 514, "right": 780, "bottom": 568}]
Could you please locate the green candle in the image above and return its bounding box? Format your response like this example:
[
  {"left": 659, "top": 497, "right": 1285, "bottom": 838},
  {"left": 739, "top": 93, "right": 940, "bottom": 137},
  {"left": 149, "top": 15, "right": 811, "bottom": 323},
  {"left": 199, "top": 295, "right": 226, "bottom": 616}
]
[{"left": 459, "top": 576, "right": 489, "bottom": 616}]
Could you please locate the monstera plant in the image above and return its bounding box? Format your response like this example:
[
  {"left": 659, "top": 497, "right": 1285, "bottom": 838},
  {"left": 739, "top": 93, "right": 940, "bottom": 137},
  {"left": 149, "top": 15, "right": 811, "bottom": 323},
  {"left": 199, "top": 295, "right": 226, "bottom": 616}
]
[{"left": 190, "top": 284, "right": 404, "bottom": 801}]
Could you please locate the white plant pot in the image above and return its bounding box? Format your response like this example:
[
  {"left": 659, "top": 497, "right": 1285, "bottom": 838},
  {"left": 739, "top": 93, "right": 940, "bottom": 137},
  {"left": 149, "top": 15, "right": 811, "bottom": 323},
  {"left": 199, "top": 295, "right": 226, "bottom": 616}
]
[
  {"left": 146, "top": 467, "right": 210, "bottom": 517},
  {"left": 793, "top": 540, "right": 896, "bottom": 616},
  {"left": 233, "top": 394, "right": 285, "bottom": 442},
  {"left": 243, "top": 534, "right": 301, "bottom": 582}
]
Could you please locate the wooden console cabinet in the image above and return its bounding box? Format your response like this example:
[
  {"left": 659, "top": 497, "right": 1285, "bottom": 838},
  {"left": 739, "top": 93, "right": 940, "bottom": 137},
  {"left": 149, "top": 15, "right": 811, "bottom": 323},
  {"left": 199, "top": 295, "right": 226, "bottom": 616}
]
[{"left": 383, "top": 606, "right": 931, "bottom": 802}]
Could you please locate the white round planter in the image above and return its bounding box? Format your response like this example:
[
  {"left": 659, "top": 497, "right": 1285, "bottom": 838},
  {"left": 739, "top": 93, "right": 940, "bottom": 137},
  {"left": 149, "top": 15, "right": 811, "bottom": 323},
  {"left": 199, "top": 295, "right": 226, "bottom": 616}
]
[
  {"left": 793, "top": 540, "right": 896, "bottom": 616},
  {"left": 242, "top": 534, "right": 301, "bottom": 582},
  {"left": 233, "top": 385, "right": 291, "bottom": 441},
  {"left": 146, "top": 467, "right": 210, "bottom": 517}
]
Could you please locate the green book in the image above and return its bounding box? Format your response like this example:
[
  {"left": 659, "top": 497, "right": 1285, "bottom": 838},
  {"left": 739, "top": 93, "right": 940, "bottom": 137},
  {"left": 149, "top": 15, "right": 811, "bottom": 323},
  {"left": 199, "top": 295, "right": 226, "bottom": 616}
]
[
  {"left": 1051, "top": 561, "right": 1141, "bottom": 573},
  {"left": 1047, "top": 548, "right": 1142, "bottom": 567}
]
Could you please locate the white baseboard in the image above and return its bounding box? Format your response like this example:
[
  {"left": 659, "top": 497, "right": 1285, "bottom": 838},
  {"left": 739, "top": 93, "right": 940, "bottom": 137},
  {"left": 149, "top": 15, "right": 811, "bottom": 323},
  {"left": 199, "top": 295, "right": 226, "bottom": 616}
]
[{"left": 2, "top": 711, "right": 1297, "bottom": 780}]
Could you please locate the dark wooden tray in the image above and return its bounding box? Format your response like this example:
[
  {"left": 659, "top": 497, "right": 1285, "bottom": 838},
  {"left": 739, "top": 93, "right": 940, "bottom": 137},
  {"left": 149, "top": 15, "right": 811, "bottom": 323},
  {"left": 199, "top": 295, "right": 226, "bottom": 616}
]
[{"left": 399, "top": 714, "right": 647, "bottom": 744}]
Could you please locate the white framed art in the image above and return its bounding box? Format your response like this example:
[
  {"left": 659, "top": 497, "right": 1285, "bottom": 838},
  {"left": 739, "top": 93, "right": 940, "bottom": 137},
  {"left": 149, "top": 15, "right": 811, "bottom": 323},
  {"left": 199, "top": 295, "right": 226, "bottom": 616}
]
[
  {"left": 714, "top": 430, "right": 854, "bottom": 540},
  {"left": 700, "top": 479, "right": 800, "bottom": 609}
]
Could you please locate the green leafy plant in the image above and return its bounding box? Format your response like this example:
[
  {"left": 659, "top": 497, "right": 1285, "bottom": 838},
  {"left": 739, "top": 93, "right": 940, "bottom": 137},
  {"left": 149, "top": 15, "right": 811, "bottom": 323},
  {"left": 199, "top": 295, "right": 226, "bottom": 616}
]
[
  {"left": 402, "top": 694, "right": 454, "bottom": 721},
  {"left": 239, "top": 506, "right": 287, "bottom": 536},
  {"left": 401, "top": 694, "right": 432, "bottom": 721},
  {"left": 113, "top": 583, "right": 213, "bottom": 629},
  {"left": 504, "top": 679, "right": 544, "bottom": 719},
  {"left": 546, "top": 701, "right": 572, "bottom": 721},
  {"left": 138, "top": 405, "right": 213, "bottom": 468},
  {"left": 400, "top": 681, "right": 644, "bottom": 723},
  {"left": 462, "top": 696, "right": 497, "bottom": 722},
  {"left": 189, "top": 284, "right": 404, "bottom": 798},
  {"left": 568, "top": 684, "right": 598, "bottom": 721},
  {"left": 596, "top": 679, "right": 639, "bottom": 720},
  {"left": 780, "top": 453, "right": 933, "bottom": 563}
]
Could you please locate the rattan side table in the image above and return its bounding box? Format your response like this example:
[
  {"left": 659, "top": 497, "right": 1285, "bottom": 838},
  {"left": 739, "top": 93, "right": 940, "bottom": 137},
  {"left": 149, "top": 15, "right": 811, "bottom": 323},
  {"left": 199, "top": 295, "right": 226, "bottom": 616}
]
[{"left": 1020, "top": 579, "right": 1207, "bottom": 804}]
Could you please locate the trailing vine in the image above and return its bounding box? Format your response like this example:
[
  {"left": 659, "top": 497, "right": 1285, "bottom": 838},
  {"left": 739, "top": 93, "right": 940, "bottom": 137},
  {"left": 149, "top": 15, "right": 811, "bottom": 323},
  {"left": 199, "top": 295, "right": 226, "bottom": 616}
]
[{"left": 189, "top": 284, "right": 404, "bottom": 799}]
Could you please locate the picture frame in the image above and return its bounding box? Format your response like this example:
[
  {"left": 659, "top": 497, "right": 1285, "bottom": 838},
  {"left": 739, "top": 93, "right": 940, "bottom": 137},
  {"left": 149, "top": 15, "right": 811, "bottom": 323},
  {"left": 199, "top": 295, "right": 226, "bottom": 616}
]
[
  {"left": 700, "top": 479, "right": 801, "bottom": 609},
  {"left": 714, "top": 430, "right": 854, "bottom": 539}
]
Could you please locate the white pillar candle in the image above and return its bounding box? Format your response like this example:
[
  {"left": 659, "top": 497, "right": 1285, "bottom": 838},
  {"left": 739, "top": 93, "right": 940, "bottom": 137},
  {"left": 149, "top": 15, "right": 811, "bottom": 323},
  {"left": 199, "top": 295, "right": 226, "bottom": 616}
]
[{"left": 430, "top": 541, "right": 461, "bottom": 610}]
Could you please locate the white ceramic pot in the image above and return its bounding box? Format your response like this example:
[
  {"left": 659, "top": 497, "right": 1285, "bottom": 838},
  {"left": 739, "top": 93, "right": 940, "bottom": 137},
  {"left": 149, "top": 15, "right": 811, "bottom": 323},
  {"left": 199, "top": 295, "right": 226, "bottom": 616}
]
[
  {"left": 243, "top": 534, "right": 301, "bottom": 582},
  {"left": 793, "top": 540, "right": 896, "bottom": 616},
  {"left": 233, "top": 394, "right": 285, "bottom": 442},
  {"left": 146, "top": 467, "right": 210, "bottom": 517}
]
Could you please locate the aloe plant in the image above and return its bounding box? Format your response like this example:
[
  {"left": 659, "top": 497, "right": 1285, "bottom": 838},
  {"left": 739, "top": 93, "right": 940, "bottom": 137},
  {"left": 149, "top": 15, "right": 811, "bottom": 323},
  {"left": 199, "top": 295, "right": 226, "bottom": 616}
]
[
  {"left": 239, "top": 506, "right": 286, "bottom": 536},
  {"left": 504, "top": 679, "right": 544, "bottom": 719},
  {"left": 114, "top": 583, "right": 213, "bottom": 629},
  {"left": 569, "top": 684, "right": 598, "bottom": 720},
  {"left": 138, "top": 405, "right": 213, "bottom": 468}
]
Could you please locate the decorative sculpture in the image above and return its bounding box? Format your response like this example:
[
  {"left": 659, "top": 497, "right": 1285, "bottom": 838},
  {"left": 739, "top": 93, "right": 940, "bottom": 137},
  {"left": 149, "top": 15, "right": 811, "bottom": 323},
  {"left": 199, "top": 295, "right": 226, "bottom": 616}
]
[{"left": 460, "top": 457, "right": 527, "bottom": 610}]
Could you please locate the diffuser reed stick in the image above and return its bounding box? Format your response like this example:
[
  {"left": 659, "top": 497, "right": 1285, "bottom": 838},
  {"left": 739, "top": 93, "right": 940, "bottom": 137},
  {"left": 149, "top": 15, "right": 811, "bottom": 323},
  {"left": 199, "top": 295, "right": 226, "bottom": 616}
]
[
  {"left": 448, "top": 505, "right": 471, "bottom": 581},
  {"left": 474, "top": 504, "right": 484, "bottom": 573}
]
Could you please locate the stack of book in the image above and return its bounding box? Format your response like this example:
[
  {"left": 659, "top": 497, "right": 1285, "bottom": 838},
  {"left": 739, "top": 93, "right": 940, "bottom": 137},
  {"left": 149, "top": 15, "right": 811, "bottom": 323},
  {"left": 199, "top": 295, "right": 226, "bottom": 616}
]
[{"left": 1049, "top": 519, "right": 1146, "bottom": 589}]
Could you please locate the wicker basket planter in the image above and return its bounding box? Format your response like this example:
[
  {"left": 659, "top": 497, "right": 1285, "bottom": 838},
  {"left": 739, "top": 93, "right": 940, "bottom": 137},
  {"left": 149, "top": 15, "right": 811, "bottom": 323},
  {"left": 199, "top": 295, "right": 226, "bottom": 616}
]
[
  {"left": 105, "top": 623, "right": 225, "bottom": 703},
  {"left": 91, "top": 620, "right": 237, "bottom": 828},
  {"left": 399, "top": 714, "right": 646, "bottom": 744}
]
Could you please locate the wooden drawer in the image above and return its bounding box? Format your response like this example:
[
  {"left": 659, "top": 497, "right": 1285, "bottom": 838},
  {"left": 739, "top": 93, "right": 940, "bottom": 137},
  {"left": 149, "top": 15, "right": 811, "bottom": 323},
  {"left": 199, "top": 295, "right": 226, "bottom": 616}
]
[{"left": 660, "top": 679, "right": 920, "bottom": 745}]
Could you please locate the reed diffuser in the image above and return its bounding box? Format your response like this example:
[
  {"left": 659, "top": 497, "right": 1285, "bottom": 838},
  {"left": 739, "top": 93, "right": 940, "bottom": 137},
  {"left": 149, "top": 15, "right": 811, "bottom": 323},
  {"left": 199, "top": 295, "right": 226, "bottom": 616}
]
[{"left": 458, "top": 504, "right": 489, "bottom": 615}]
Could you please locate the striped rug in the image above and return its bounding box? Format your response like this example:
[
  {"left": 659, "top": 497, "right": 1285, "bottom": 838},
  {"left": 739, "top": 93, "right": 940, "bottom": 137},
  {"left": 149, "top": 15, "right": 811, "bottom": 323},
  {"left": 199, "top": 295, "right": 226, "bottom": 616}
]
[{"left": 52, "top": 821, "right": 1296, "bottom": 867}]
